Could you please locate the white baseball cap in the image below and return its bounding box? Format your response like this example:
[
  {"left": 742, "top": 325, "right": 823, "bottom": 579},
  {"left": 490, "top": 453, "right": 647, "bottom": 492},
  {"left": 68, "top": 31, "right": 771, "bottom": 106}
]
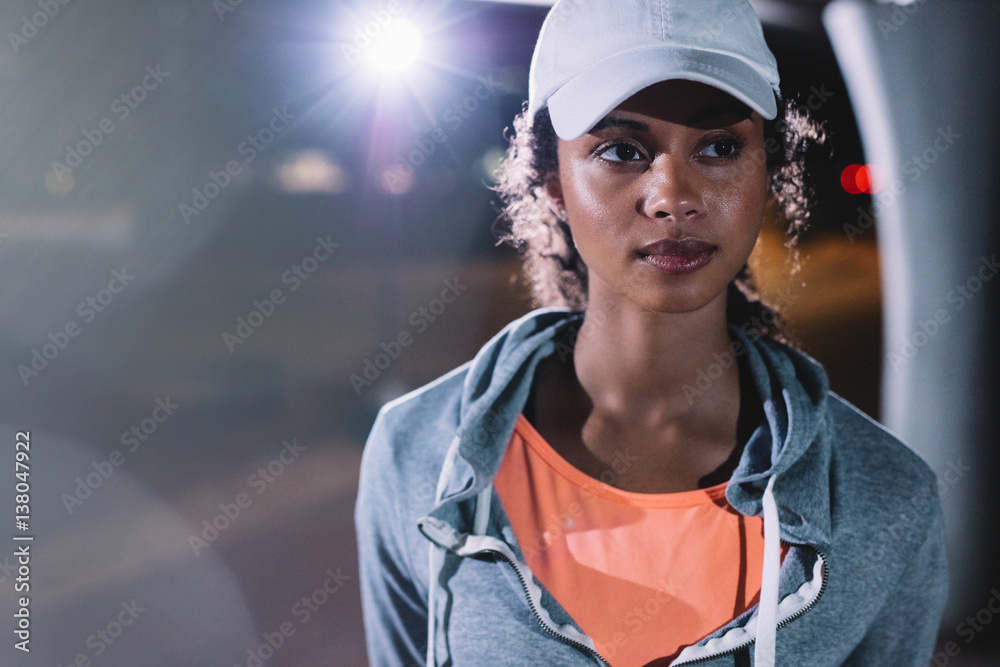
[{"left": 527, "top": 0, "right": 782, "bottom": 139}]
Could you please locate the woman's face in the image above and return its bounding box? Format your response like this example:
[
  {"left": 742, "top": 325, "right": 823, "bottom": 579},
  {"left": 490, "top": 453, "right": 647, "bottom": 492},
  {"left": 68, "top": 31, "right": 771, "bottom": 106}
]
[{"left": 545, "top": 79, "right": 769, "bottom": 315}]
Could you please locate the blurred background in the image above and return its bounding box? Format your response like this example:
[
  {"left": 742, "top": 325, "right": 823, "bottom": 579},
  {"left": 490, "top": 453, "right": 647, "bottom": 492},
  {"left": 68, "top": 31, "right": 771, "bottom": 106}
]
[{"left": 0, "top": 0, "right": 996, "bottom": 664}]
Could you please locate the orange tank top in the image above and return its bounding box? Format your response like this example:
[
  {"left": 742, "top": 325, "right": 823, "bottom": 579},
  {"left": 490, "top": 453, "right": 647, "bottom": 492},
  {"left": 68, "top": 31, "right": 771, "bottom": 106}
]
[{"left": 494, "top": 415, "right": 778, "bottom": 666}]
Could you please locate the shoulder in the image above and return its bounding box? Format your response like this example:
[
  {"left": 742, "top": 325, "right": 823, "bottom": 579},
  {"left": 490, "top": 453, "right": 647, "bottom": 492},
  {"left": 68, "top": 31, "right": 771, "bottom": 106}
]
[
  {"left": 819, "top": 394, "right": 948, "bottom": 629},
  {"left": 820, "top": 392, "right": 943, "bottom": 573},
  {"left": 354, "top": 359, "right": 474, "bottom": 582},
  {"left": 357, "top": 307, "right": 575, "bottom": 520},
  {"left": 375, "top": 361, "right": 470, "bottom": 438},
  {"left": 824, "top": 392, "right": 938, "bottom": 501},
  {"left": 758, "top": 331, "right": 939, "bottom": 505},
  {"left": 367, "top": 306, "right": 579, "bottom": 458},
  {"left": 360, "top": 360, "right": 471, "bottom": 497}
]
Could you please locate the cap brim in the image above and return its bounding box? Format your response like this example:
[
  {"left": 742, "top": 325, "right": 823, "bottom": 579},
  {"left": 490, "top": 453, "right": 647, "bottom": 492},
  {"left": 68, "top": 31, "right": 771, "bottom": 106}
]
[{"left": 547, "top": 46, "right": 778, "bottom": 140}]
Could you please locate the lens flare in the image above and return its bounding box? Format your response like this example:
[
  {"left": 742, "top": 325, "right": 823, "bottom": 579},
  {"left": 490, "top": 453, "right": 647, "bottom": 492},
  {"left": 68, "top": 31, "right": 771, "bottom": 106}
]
[{"left": 365, "top": 19, "right": 424, "bottom": 75}]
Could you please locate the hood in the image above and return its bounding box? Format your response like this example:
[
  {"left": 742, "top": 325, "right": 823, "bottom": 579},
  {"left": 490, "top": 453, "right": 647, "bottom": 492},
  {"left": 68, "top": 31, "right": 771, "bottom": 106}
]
[
  {"left": 420, "top": 308, "right": 832, "bottom": 541},
  {"left": 725, "top": 324, "right": 832, "bottom": 549},
  {"left": 417, "top": 307, "right": 833, "bottom": 667},
  {"left": 420, "top": 308, "right": 585, "bottom": 539}
]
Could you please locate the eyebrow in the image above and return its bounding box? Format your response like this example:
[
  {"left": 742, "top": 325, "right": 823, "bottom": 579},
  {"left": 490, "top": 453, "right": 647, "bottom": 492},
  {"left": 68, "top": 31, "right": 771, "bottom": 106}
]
[
  {"left": 590, "top": 103, "right": 753, "bottom": 135},
  {"left": 589, "top": 117, "right": 650, "bottom": 133}
]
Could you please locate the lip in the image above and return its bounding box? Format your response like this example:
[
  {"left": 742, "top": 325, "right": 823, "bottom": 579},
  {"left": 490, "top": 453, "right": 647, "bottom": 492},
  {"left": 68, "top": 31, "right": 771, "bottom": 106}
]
[{"left": 637, "top": 237, "right": 718, "bottom": 275}]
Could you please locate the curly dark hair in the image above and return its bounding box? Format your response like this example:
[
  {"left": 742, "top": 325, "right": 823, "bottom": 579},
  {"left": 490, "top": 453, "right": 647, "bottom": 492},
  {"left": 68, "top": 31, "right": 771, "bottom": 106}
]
[{"left": 493, "top": 94, "right": 826, "bottom": 343}]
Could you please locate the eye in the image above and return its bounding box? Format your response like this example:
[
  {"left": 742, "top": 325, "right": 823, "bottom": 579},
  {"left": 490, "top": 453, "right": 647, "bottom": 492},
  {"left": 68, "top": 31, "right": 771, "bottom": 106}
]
[
  {"left": 597, "top": 142, "right": 644, "bottom": 163},
  {"left": 699, "top": 136, "right": 743, "bottom": 159}
]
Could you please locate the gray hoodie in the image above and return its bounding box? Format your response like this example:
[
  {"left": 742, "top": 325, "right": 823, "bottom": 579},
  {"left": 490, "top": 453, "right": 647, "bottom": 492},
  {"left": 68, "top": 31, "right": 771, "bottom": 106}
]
[{"left": 356, "top": 308, "right": 948, "bottom": 666}]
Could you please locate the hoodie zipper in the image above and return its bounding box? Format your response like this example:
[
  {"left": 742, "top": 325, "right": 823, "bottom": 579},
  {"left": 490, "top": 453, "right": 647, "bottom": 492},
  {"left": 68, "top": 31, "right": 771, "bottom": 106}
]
[
  {"left": 480, "top": 548, "right": 612, "bottom": 666},
  {"left": 774, "top": 543, "right": 829, "bottom": 629},
  {"left": 670, "top": 541, "right": 828, "bottom": 665}
]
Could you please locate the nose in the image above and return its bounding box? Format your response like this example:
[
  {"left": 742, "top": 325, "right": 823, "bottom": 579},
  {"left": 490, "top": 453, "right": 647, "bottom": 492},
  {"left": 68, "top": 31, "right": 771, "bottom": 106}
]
[{"left": 640, "top": 154, "right": 702, "bottom": 220}]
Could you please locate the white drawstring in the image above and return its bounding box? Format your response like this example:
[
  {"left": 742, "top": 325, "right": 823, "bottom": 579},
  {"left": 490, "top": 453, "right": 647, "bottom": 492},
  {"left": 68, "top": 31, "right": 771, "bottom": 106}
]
[
  {"left": 754, "top": 474, "right": 780, "bottom": 667},
  {"left": 425, "top": 487, "right": 493, "bottom": 666},
  {"left": 426, "top": 439, "right": 495, "bottom": 666},
  {"left": 425, "top": 544, "right": 442, "bottom": 666},
  {"left": 425, "top": 435, "right": 461, "bottom": 666},
  {"left": 474, "top": 485, "right": 492, "bottom": 535}
]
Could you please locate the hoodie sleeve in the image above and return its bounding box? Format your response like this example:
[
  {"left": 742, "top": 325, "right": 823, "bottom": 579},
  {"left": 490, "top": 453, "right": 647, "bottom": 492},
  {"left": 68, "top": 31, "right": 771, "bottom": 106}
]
[
  {"left": 355, "top": 409, "right": 429, "bottom": 667},
  {"left": 844, "top": 494, "right": 949, "bottom": 666}
]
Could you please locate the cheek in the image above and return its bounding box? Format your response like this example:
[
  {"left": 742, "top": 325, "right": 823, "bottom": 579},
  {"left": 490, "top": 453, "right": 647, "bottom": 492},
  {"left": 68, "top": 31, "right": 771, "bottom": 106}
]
[
  {"left": 561, "top": 166, "right": 627, "bottom": 247},
  {"left": 707, "top": 167, "right": 768, "bottom": 234}
]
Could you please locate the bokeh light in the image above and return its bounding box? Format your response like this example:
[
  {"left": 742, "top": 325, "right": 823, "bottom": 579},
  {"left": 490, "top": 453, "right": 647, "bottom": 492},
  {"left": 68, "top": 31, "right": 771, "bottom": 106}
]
[
  {"left": 840, "top": 163, "right": 883, "bottom": 194},
  {"left": 274, "top": 150, "right": 349, "bottom": 194}
]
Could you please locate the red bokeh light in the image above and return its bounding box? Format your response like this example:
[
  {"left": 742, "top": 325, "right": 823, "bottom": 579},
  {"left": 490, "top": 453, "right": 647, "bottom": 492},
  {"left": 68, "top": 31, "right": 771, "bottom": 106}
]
[{"left": 841, "top": 164, "right": 883, "bottom": 194}]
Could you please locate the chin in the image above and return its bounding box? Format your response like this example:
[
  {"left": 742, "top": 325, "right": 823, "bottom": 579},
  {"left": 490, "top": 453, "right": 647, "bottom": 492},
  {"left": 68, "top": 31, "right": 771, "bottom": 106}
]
[
  {"left": 626, "top": 285, "right": 726, "bottom": 316},
  {"left": 619, "top": 269, "right": 732, "bottom": 315}
]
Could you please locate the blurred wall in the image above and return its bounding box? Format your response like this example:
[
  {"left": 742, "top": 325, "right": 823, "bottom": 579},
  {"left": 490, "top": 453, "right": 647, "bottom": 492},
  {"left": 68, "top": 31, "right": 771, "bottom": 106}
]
[{"left": 825, "top": 0, "right": 1000, "bottom": 649}]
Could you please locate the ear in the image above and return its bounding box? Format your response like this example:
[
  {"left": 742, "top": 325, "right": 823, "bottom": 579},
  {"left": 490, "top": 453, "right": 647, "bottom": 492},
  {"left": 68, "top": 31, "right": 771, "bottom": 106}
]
[{"left": 542, "top": 173, "right": 565, "bottom": 215}]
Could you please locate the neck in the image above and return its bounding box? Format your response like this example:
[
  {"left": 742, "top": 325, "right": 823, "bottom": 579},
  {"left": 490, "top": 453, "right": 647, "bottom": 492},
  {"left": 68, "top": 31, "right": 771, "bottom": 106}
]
[{"left": 571, "top": 281, "right": 737, "bottom": 421}]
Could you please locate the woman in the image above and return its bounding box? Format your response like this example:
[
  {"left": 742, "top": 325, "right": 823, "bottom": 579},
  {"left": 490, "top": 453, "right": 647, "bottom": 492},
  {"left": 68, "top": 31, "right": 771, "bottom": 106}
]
[{"left": 355, "top": 0, "right": 948, "bottom": 665}]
